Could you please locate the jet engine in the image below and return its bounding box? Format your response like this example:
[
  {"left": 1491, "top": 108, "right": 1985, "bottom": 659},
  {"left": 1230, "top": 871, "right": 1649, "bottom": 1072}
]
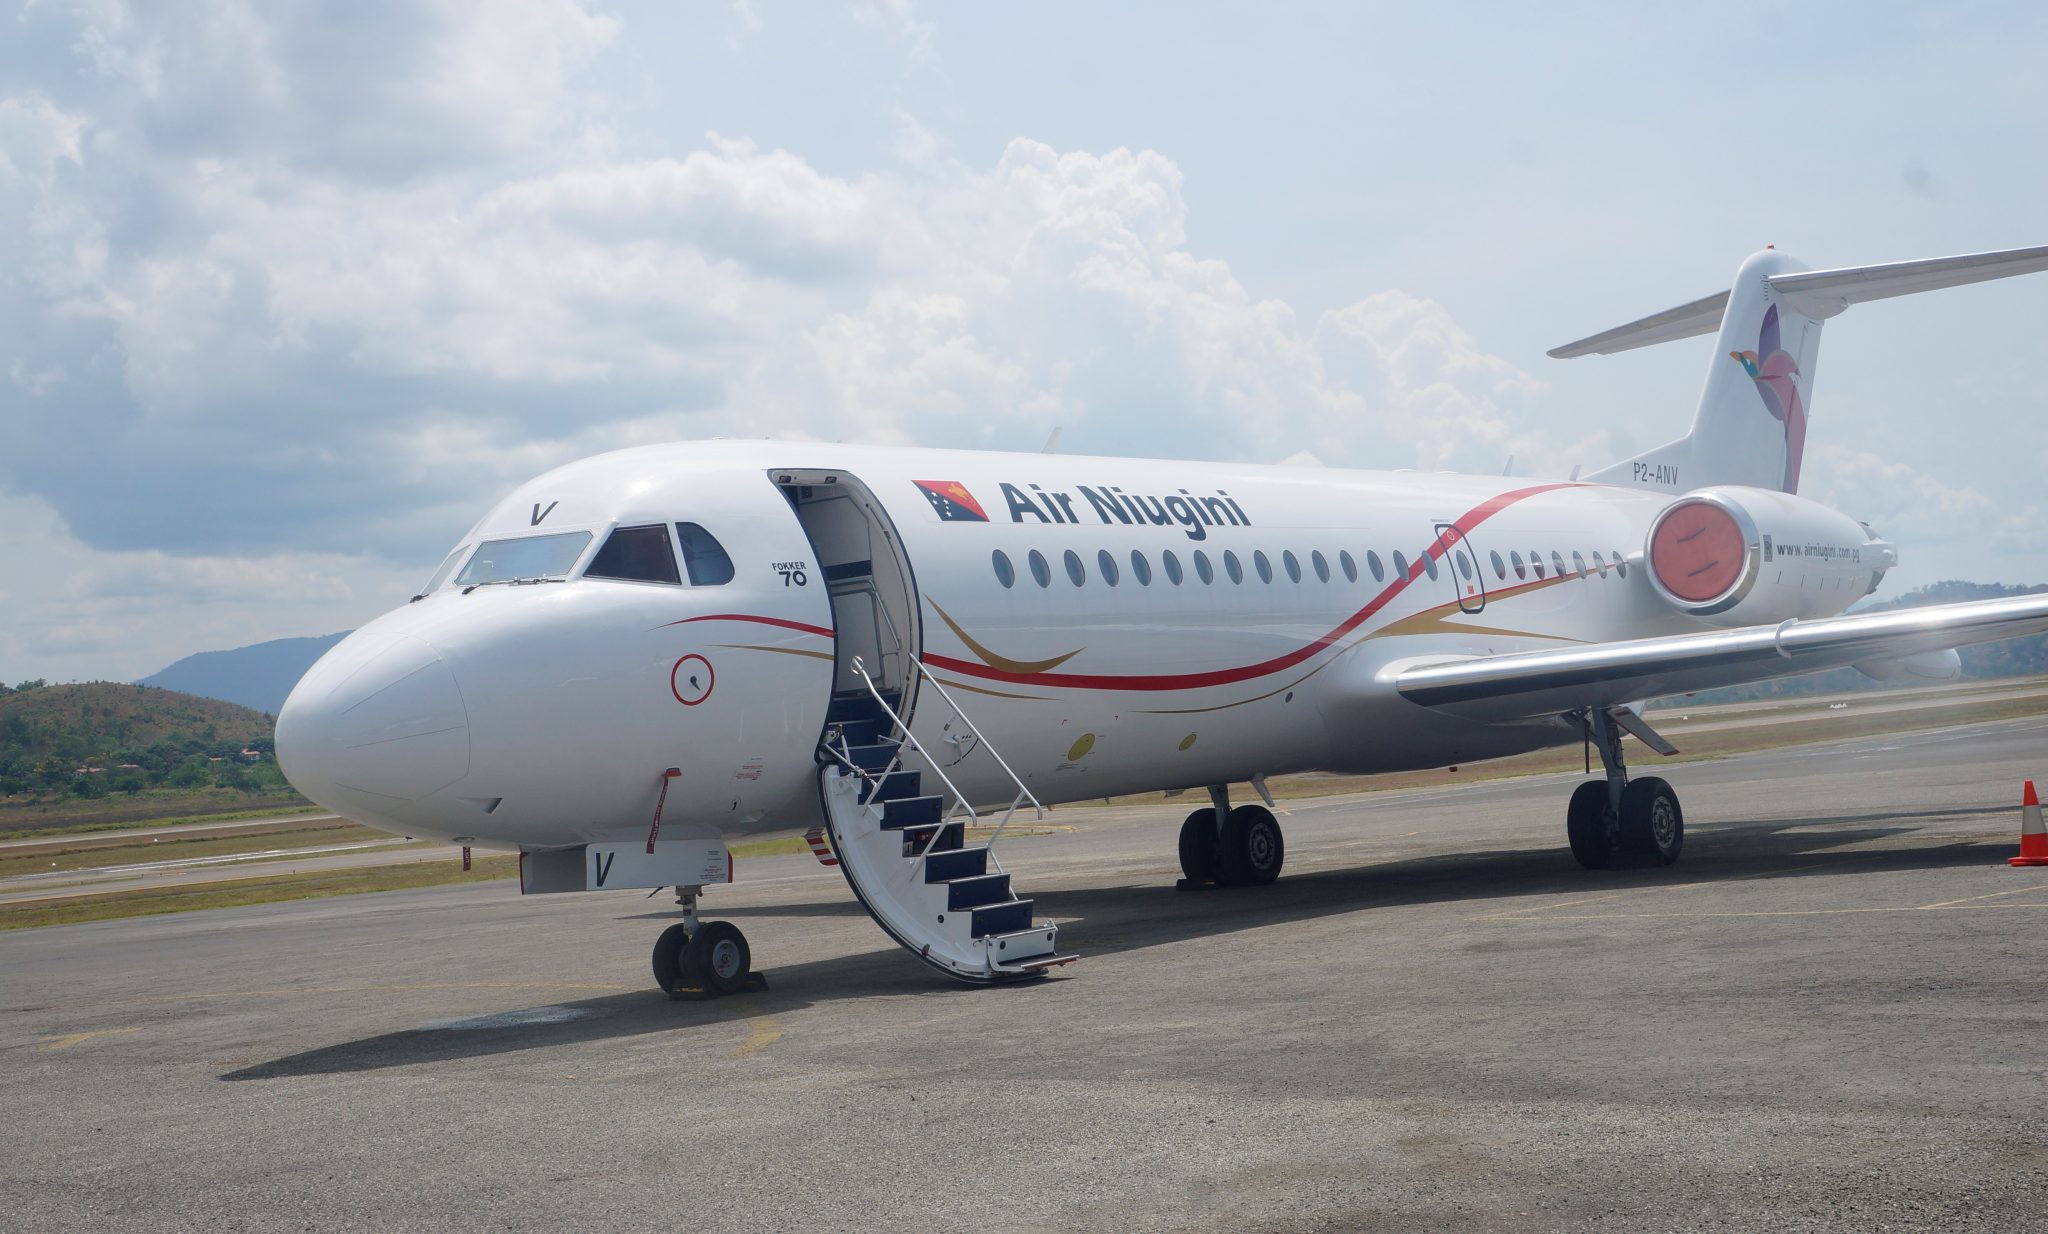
[{"left": 1645, "top": 486, "right": 1895, "bottom": 627}]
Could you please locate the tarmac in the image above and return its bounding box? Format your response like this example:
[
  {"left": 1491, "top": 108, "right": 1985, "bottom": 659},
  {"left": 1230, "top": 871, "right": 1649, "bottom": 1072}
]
[{"left": 3, "top": 713, "right": 2047, "bottom": 1232}]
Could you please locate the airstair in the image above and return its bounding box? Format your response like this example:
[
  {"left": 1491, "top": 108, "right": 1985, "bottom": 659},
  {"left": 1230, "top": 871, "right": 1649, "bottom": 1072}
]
[{"left": 816, "top": 656, "right": 1075, "bottom": 983}]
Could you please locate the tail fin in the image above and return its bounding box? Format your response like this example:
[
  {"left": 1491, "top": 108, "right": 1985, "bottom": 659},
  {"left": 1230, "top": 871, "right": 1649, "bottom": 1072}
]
[{"left": 1564, "top": 244, "right": 2048, "bottom": 495}]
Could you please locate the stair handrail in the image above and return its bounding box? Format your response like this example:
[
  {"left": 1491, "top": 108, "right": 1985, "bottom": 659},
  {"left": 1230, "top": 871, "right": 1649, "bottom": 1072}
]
[
  {"left": 849, "top": 656, "right": 979, "bottom": 865},
  {"left": 900, "top": 649, "right": 1045, "bottom": 851}
]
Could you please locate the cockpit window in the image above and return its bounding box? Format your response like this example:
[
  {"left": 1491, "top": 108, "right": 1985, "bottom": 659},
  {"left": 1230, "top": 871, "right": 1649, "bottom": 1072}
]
[
  {"left": 417, "top": 546, "right": 467, "bottom": 597},
  {"left": 455, "top": 531, "right": 592, "bottom": 586},
  {"left": 587, "top": 524, "right": 682, "bottom": 585},
  {"left": 676, "top": 522, "right": 735, "bottom": 586}
]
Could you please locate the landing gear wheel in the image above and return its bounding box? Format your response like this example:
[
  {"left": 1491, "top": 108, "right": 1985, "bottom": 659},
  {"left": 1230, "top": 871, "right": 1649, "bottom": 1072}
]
[
  {"left": 1177, "top": 809, "right": 1220, "bottom": 884},
  {"left": 1566, "top": 781, "right": 1613, "bottom": 870},
  {"left": 651, "top": 922, "right": 693, "bottom": 996},
  {"left": 1619, "top": 776, "right": 1684, "bottom": 866},
  {"left": 683, "top": 921, "right": 752, "bottom": 994},
  {"left": 1218, "top": 805, "right": 1284, "bottom": 886}
]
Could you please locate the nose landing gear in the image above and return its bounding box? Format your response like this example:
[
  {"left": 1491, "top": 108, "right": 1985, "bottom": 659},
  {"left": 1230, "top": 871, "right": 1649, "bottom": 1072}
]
[{"left": 651, "top": 886, "right": 768, "bottom": 1000}]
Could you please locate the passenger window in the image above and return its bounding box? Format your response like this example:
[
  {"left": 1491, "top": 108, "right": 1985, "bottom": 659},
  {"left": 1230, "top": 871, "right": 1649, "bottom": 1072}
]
[
  {"left": 1592, "top": 550, "right": 1607, "bottom": 577},
  {"left": 588, "top": 524, "right": 682, "bottom": 585},
  {"left": 1339, "top": 550, "right": 1358, "bottom": 583},
  {"left": 1064, "top": 549, "right": 1086, "bottom": 586},
  {"left": 992, "top": 549, "right": 1016, "bottom": 589},
  {"left": 1097, "top": 549, "right": 1120, "bottom": 587},
  {"left": 1423, "top": 553, "right": 1439, "bottom": 581},
  {"left": 1129, "top": 549, "right": 1152, "bottom": 586},
  {"left": 1455, "top": 550, "right": 1473, "bottom": 581},
  {"left": 1284, "top": 550, "right": 1303, "bottom": 584},
  {"left": 1551, "top": 551, "right": 1567, "bottom": 578},
  {"left": 1531, "top": 551, "right": 1546, "bottom": 579},
  {"left": 1312, "top": 550, "right": 1331, "bottom": 583},
  {"left": 1163, "top": 550, "right": 1185, "bottom": 585},
  {"left": 1367, "top": 551, "right": 1385, "bottom": 582},
  {"left": 1029, "top": 550, "right": 1052, "bottom": 588},
  {"left": 1613, "top": 552, "right": 1628, "bottom": 579},
  {"left": 1224, "top": 551, "right": 1245, "bottom": 584},
  {"left": 1391, "top": 550, "right": 1409, "bottom": 580},
  {"left": 1253, "top": 551, "right": 1273, "bottom": 584},
  {"left": 673, "top": 523, "right": 734, "bottom": 586},
  {"left": 1490, "top": 551, "right": 1506, "bottom": 581},
  {"left": 1193, "top": 550, "right": 1214, "bottom": 584},
  {"left": 1572, "top": 551, "right": 1587, "bottom": 578},
  {"left": 1511, "top": 551, "right": 1527, "bottom": 580}
]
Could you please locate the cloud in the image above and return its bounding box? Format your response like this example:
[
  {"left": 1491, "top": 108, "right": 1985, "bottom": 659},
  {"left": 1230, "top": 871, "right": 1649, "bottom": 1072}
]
[{"left": 0, "top": 3, "right": 1564, "bottom": 679}]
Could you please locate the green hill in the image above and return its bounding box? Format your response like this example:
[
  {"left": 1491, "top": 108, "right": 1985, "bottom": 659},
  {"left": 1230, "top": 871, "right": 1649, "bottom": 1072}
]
[{"left": 0, "top": 681, "right": 295, "bottom": 802}]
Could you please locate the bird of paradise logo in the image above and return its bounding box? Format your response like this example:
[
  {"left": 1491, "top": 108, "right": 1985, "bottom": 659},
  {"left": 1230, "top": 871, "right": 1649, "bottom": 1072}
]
[{"left": 1728, "top": 303, "right": 1806, "bottom": 492}]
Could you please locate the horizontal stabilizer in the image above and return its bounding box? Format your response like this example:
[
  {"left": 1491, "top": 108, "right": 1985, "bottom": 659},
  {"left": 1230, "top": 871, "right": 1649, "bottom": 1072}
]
[
  {"left": 1549, "top": 243, "right": 2048, "bottom": 358},
  {"left": 1395, "top": 593, "right": 2048, "bottom": 724},
  {"left": 1547, "top": 289, "right": 1729, "bottom": 358},
  {"left": 1768, "top": 244, "right": 2048, "bottom": 319}
]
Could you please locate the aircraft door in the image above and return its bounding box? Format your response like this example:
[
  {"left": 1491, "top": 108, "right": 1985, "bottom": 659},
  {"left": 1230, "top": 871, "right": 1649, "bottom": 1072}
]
[
  {"left": 1435, "top": 521, "right": 1487, "bottom": 614},
  {"left": 771, "top": 470, "right": 922, "bottom": 719}
]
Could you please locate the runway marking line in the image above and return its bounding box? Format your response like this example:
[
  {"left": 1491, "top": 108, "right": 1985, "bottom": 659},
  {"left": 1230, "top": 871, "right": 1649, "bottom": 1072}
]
[
  {"left": 38, "top": 1027, "right": 140, "bottom": 1051},
  {"left": 730, "top": 1014, "right": 782, "bottom": 1059},
  {"left": 1506, "top": 903, "right": 2048, "bottom": 923},
  {"left": 1913, "top": 885, "right": 2048, "bottom": 910}
]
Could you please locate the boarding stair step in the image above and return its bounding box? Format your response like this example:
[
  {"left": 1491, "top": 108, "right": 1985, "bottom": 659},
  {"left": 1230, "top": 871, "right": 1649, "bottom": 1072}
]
[
  {"left": 878, "top": 795, "right": 944, "bottom": 829},
  {"left": 969, "top": 899, "right": 1034, "bottom": 938},
  {"left": 860, "top": 770, "right": 920, "bottom": 804},
  {"left": 922, "top": 844, "right": 988, "bottom": 882},
  {"left": 899, "top": 822, "right": 964, "bottom": 858},
  {"left": 942, "top": 872, "right": 1011, "bottom": 911}
]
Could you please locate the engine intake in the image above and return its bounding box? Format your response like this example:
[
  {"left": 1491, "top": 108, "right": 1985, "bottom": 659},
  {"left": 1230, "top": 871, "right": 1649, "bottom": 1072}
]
[{"left": 1645, "top": 487, "right": 1895, "bottom": 626}]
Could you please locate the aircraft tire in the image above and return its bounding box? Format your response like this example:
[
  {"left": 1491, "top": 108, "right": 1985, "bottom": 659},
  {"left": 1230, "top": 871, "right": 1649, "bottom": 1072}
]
[
  {"left": 1177, "top": 809, "right": 1220, "bottom": 884},
  {"left": 1620, "top": 777, "right": 1684, "bottom": 866},
  {"left": 1218, "top": 805, "right": 1284, "bottom": 886},
  {"left": 683, "top": 921, "right": 753, "bottom": 994},
  {"left": 651, "top": 922, "right": 692, "bottom": 996},
  {"left": 1566, "top": 781, "right": 1613, "bottom": 870}
]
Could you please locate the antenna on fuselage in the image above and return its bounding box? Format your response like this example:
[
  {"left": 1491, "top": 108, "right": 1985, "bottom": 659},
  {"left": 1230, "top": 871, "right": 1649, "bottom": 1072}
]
[
  {"left": 1502, "top": 454, "right": 1515, "bottom": 476},
  {"left": 1041, "top": 427, "right": 1063, "bottom": 454},
  {"left": 1568, "top": 464, "right": 1581, "bottom": 481}
]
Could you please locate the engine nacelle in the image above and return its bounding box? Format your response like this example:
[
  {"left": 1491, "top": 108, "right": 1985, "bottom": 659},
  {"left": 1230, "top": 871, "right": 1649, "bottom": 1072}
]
[{"left": 1645, "top": 486, "right": 1896, "bottom": 627}]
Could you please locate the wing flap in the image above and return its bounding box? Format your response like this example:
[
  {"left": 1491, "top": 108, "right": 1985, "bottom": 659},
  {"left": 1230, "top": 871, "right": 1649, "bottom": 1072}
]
[{"left": 1395, "top": 593, "right": 2048, "bottom": 723}]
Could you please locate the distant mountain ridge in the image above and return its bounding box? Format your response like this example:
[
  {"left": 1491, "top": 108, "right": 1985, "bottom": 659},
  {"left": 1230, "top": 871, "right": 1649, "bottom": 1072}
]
[{"left": 137, "top": 632, "right": 349, "bottom": 716}]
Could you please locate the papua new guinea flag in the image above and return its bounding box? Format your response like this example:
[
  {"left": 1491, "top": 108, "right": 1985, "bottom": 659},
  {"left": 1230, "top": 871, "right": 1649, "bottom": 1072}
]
[{"left": 913, "top": 480, "right": 990, "bottom": 522}]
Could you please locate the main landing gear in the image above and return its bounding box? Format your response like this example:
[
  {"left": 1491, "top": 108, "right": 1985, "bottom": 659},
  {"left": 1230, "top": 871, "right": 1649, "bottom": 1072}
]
[
  {"left": 1566, "top": 708, "right": 1684, "bottom": 870},
  {"left": 651, "top": 885, "right": 768, "bottom": 1000},
  {"left": 1178, "top": 783, "right": 1285, "bottom": 888}
]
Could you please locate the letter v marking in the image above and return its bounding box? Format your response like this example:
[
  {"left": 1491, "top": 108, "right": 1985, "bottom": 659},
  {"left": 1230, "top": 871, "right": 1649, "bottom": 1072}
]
[{"left": 531, "top": 501, "right": 559, "bottom": 526}]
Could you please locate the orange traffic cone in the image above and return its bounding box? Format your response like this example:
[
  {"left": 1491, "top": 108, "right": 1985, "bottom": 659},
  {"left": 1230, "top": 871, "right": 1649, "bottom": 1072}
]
[{"left": 2010, "top": 781, "right": 2048, "bottom": 867}]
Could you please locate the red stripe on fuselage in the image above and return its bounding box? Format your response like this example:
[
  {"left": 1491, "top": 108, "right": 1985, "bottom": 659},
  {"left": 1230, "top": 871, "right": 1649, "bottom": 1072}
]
[
  {"left": 665, "top": 613, "right": 835, "bottom": 638},
  {"left": 668, "top": 483, "right": 1573, "bottom": 693}
]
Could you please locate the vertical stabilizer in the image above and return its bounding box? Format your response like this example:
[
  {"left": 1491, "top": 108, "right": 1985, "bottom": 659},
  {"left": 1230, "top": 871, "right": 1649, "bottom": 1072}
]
[
  {"left": 1563, "top": 243, "right": 2048, "bottom": 497},
  {"left": 1684, "top": 249, "right": 1821, "bottom": 493},
  {"left": 1581, "top": 249, "right": 1820, "bottom": 494}
]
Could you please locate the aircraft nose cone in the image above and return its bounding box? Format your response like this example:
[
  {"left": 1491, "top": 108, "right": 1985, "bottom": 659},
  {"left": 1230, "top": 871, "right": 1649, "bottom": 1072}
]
[{"left": 276, "top": 633, "right": 471, "bottom": 813}]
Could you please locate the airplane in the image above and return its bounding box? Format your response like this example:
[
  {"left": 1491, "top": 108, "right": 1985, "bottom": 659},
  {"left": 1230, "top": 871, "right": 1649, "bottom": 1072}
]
[{"left": 276, "top": 243, "right": 2048, "bottom": 999}]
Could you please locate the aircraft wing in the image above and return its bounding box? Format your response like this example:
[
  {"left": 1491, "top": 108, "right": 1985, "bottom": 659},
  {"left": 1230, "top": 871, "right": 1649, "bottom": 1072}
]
[{"left": 1394, "top": 593, "right": 2048, "bottom": 723}]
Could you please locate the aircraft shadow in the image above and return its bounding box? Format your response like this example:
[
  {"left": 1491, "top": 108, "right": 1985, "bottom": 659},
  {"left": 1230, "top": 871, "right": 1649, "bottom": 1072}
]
[{"left": 221, "top": 807, "right": 2014, "bottom": 1082}]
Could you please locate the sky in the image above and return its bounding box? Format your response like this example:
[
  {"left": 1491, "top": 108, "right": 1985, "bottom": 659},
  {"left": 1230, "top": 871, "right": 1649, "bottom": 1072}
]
[{"left": 1, "top": 0, "right": 2044, "bottom": 684}]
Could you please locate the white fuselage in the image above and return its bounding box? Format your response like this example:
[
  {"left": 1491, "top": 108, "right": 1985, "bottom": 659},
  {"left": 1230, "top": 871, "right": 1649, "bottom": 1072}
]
[{"left": 275, "top": 440, "right": 1872, "bottom": 853}]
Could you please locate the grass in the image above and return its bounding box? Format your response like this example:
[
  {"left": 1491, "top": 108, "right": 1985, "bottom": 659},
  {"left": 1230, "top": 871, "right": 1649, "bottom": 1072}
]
[
  {"left": 0, "top": 820, "right": 407, "bottom": 879},
  {"left": 0, "top": 855, "right": 521, "bottom": 931},
  {"left": 0, "top": 801, "right": 326, "bottom": 841}
]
